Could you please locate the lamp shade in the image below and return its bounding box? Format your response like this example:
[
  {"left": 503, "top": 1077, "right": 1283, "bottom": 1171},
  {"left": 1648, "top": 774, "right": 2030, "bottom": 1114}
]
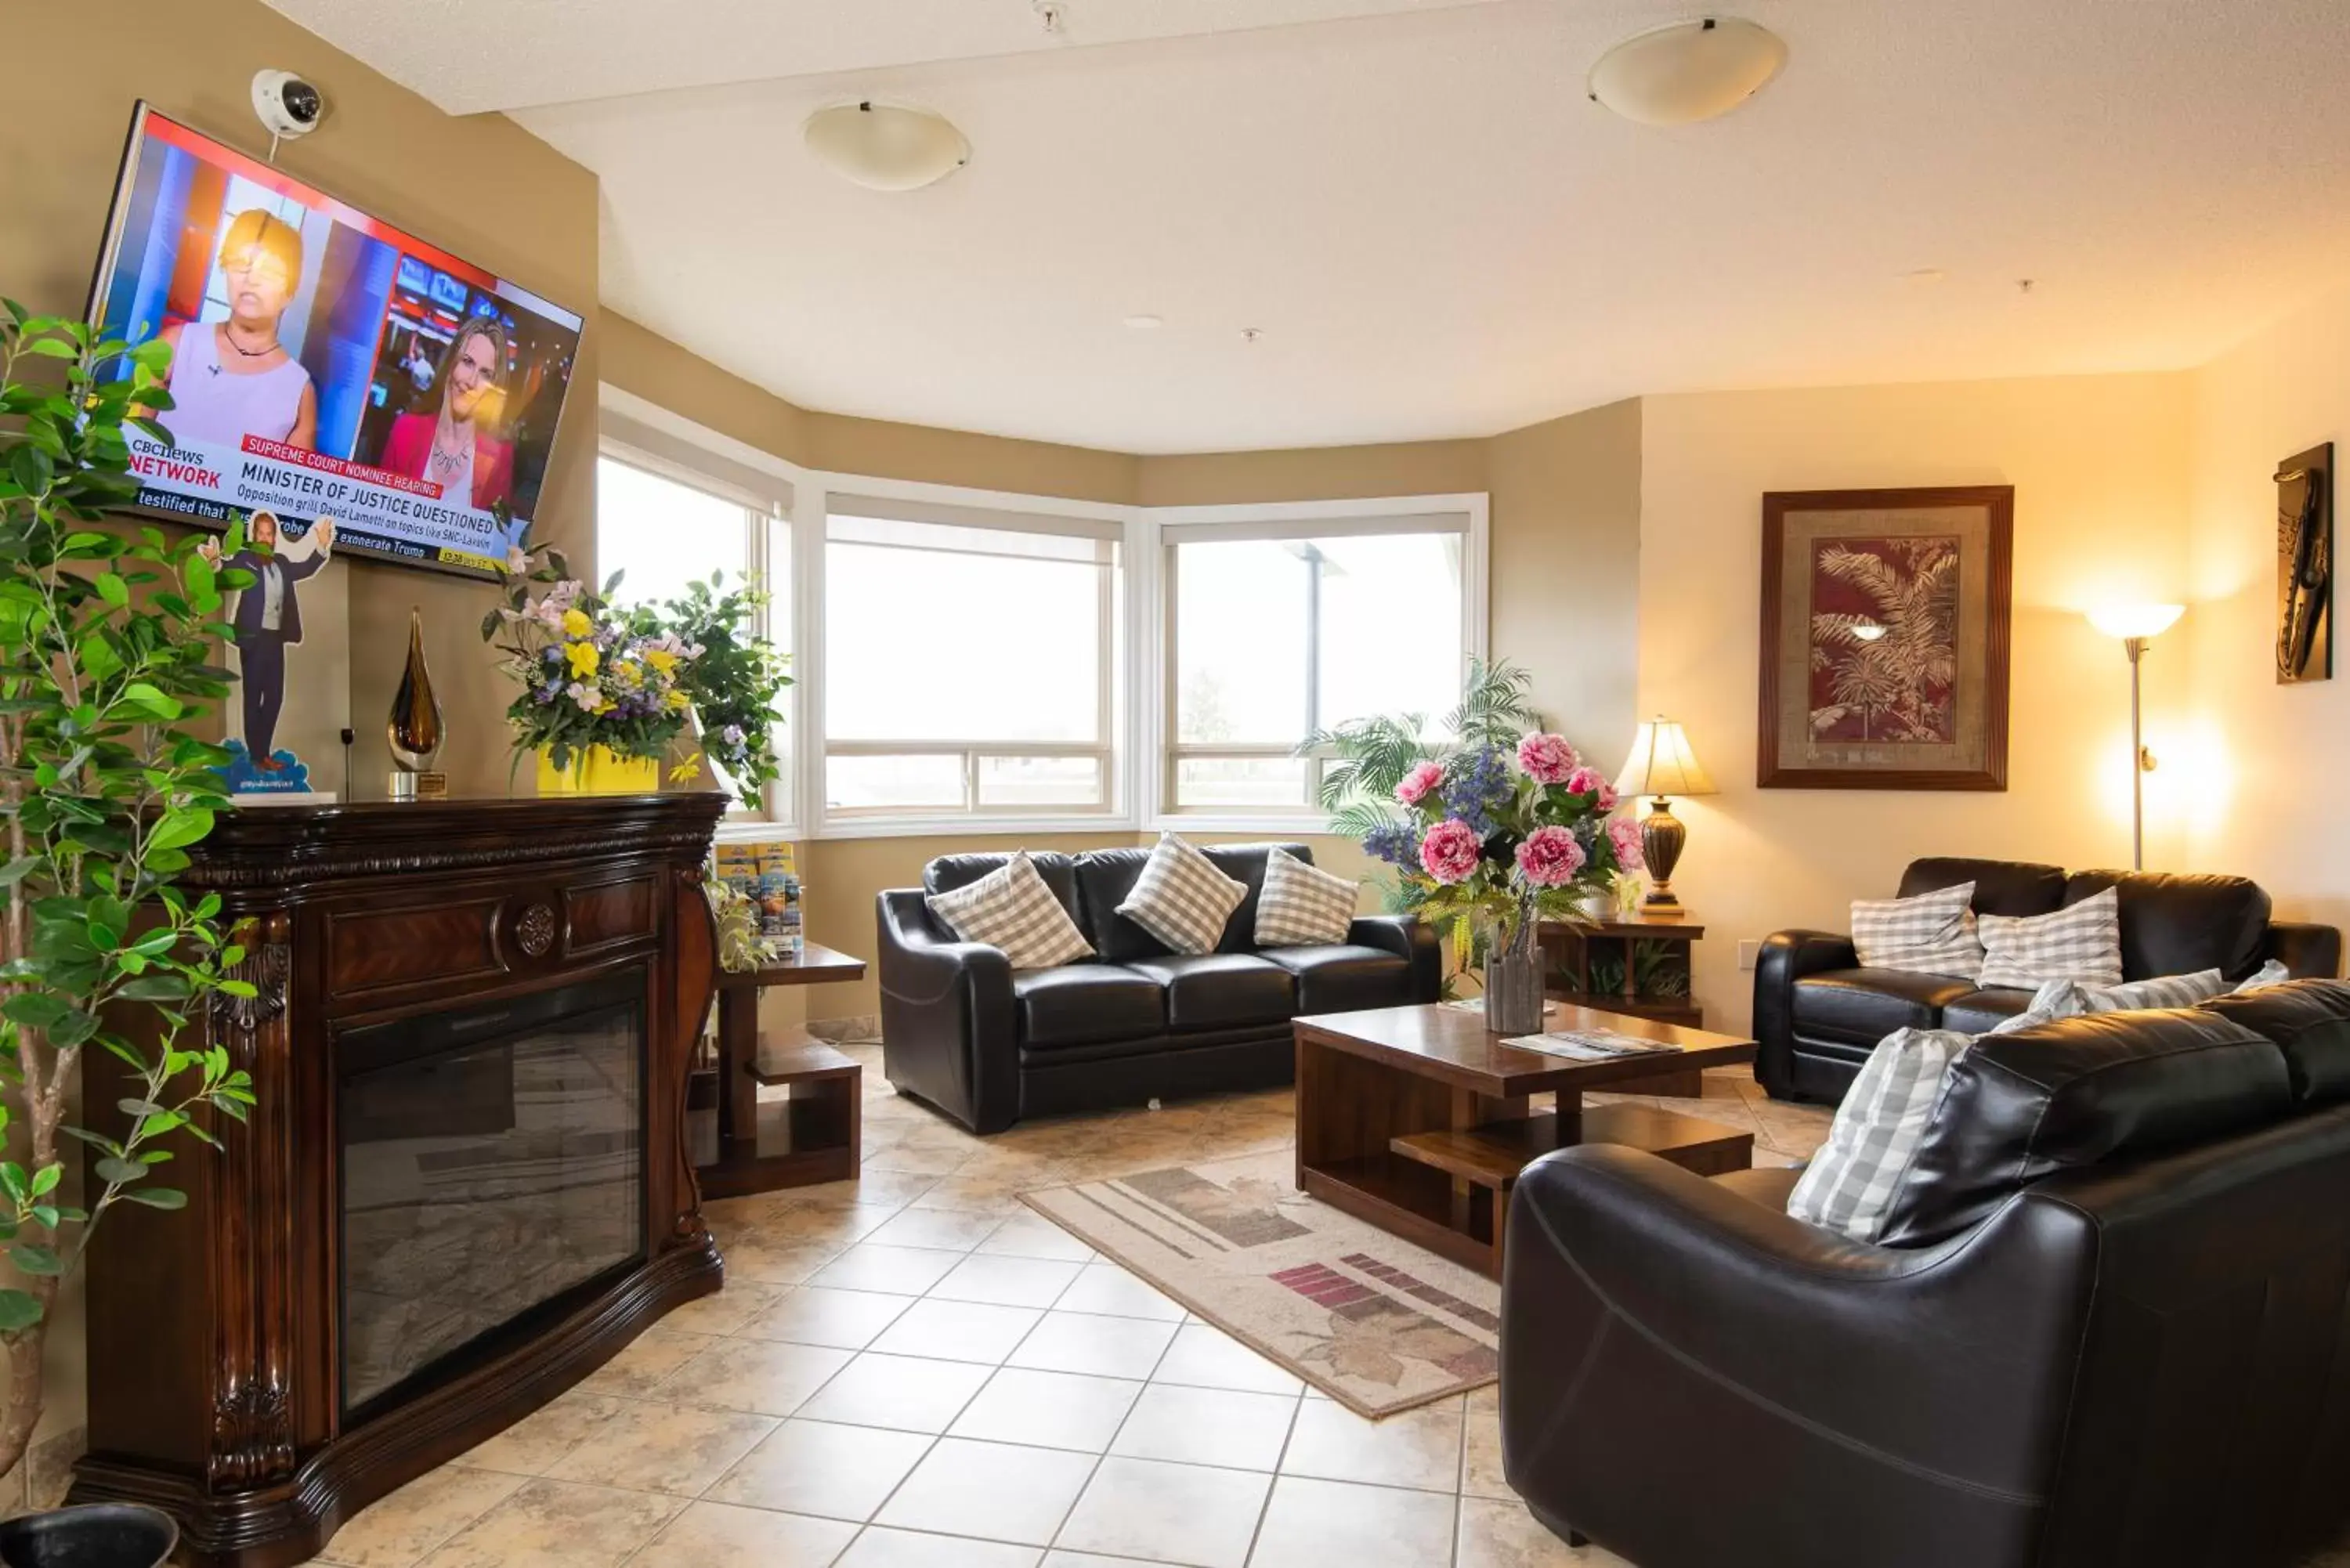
[
  {"left": 1616, "top": 717, "right": 1716, "bottom": 798},
  {"left": 2086, "top": 604, "right": 2186, "bottom": 640}
]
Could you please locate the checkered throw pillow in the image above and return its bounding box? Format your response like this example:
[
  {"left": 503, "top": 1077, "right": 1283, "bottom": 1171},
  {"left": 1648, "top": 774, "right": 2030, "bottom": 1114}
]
[
  {"left": 1117, "top": 834, "right": 1248, "bottom": 954},
  {"left": 1849, "top": 881, "right": 1986, "bottom": 980},
  {"left": 924, "top": 851, "right": 1094, "bottom": 971},
  {"left": 1255, "top": 847, "right": 1358, "bottom": 947},
  {"left": 1787, "top": 1026, "right": 1972, "bottom": 1242},
  {"left": 1788, "top": 981, "right": 2082, "bottom": 1243},
  {"left": 1976, "top": 886, "right": 2123, "bottom": 989},
  {"left": 2009, "top": 966, "right": 2236, "bottom": 1024}
]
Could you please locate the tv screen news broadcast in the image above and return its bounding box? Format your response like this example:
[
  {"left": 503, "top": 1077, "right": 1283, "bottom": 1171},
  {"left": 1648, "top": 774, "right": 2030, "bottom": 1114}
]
[{"left": 86, "top": 105, "right": 585, "bottom": 577}]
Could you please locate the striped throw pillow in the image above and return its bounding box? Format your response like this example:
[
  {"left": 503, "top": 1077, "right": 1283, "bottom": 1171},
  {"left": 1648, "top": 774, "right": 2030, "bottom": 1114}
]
[
  {"left": 1976, "top": 886, "right": 2123, "bottom": 989},
  {"left": 924, "top": 851, "right": 1094, "bottom": 971},
  {"left": 1255, "top": 847, "right": 1358, "bottom": 947},
  {"left": 1849, "top": 881, "right": 1986, "bottom": 980},
  {"left": 1117, "top": 834, "right": 1248, "bottom": 954}
]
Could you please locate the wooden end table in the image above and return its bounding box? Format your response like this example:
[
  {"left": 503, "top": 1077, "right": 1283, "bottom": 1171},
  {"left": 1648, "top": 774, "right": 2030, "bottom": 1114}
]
[
  {"left": 1538, "top": 910, "right": 1706, "bottom": 1095},
  {"left": 1293, "top": 1002, "right": 1758, "bottom": 1280},
  {"left": 698, "top": 942, "right": 868, "bottom": 1198}
]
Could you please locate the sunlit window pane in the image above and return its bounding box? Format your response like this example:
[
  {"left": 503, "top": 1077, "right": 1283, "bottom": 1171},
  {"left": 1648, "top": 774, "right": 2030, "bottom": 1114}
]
[
  {"left": 1173, "top": 541, "right": 1309, "bottom": 744},
  {"left": 827, "top": 753, "right": 966, "bottom": 812},
  {"left": 1167, "top": 526, "right": 1465, "bottom": 811},
  {"left": 595, "top": 457, "right": 750, "bottom": 609},
  {"left": 1174, "top": 756, "right": 1311, "bottom": 808},
  {"left": 976, "top": 755, "right": 1104, "bottom": 807},
  {"left": 826, "top": 519, "right": 1111, "bottom": 745},
  {"left": 1317, "top": 533, "right": 1462, "bottom": 730}
]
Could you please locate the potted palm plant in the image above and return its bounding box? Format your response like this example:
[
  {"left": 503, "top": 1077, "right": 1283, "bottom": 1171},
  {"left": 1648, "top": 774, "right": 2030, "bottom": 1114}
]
[{"left": 0, "top": 304, "right": 258, "bottom": 1566}]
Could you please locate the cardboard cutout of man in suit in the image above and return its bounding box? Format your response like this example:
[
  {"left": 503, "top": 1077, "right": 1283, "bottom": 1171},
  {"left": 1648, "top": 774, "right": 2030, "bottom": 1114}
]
[{"left": 199, "top": 511, "right": 334, "bottom": 771}]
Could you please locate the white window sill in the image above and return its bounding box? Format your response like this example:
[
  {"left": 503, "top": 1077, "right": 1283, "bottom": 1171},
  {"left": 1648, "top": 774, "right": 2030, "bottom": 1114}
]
[
  {"left": 809, "top": 813, "right": 1136, "bottom": 841},
  {"left": 713, "top": 818, "right": 802, "bottom": 845},
  {"left": 1148, "top": 814, "right": 1342, "bottom": 839}
]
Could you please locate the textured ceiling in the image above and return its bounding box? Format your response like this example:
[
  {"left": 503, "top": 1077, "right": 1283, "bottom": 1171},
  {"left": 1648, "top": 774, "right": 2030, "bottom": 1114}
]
[
  {"left": 259, "top": 0, "right": 1509, "bottom": 114},
  {"left": 271, "top": 0, "right": 2350, "bottom": 453}
]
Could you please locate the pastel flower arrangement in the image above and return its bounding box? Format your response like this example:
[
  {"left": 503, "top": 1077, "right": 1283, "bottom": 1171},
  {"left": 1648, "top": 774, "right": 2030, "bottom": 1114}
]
[
  {"left": 481, "top": 544, "right": 703, "bottom": 774},
  {"left": 1354, "top": 728, "right": 1643, "bottom": 958},
  {"left": 1306, "top": 661, "right": 1646, "bottom": 989}
]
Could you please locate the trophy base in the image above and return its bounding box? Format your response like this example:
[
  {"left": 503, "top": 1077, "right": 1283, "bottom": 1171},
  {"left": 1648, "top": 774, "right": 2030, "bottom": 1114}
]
[{"left": 387, "top": 771, "right": 449, "bottom": 802}]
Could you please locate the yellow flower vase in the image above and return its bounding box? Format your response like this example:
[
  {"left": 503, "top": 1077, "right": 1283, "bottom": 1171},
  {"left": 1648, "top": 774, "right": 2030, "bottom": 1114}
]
[{"left": 535, "top": 746, "right": 663, "bottom": 796}]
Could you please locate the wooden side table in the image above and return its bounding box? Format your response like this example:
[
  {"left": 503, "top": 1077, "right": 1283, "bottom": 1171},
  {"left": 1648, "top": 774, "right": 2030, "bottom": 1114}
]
[
  {"left": 697, "top": 942, "right": 868, "bottom": 1198},
  {"left": 1538, "top": 912, "right": 1706, "bottom": 1097}
]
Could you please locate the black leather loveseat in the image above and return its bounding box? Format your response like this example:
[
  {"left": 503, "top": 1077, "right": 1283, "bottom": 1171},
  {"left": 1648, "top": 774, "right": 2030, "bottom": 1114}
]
[
  {"left": 1499, "top": 982, "right": 2350, "bottom": 1568},
  {"left": 1755, "top": 857, "right": 2341, "bottom": 1102},
  {"left": 876, "top": 843, "right": 1438, "bottom": 1133}
]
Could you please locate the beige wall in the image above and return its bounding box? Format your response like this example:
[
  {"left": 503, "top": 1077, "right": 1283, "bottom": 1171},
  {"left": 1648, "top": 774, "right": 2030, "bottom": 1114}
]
[
  {"left": 1636, "top": 375, "right": 2197, "bottom": 1033},
  {"left": 2185, "top": 283, "right": 2350, "bottom": 937},
  {"left": 1488, "top": 399, "right": 1643, "bottom": 757},
  {"left": 1137, "top": 440, "right": 1486, "bottom": 508}
]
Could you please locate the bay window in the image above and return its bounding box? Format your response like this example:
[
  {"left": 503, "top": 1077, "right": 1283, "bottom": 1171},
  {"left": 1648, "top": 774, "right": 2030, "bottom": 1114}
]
[{"left": 822, "top": 500, "right": 1121, "bottom": 818}]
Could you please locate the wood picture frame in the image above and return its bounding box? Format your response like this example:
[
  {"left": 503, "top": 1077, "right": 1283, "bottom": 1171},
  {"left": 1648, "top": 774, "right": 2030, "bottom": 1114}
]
[
  {"left": 2276, "top": 443, "right": 2332, "bottom": 685},
  {"left": 1759, "top": 485, "right": 2013, "bottom": 790}
]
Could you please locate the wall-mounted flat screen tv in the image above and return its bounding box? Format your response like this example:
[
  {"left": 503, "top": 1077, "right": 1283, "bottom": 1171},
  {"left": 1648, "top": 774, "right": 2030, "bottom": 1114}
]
[{"left": 86, "top": 104, "right": 586, "bottom": 578}]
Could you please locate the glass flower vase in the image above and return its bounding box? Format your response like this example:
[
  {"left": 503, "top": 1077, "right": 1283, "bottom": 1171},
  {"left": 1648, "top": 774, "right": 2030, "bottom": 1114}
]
[{"left": 1483, "top": 901, "right": 1548, "bottom": 1035}]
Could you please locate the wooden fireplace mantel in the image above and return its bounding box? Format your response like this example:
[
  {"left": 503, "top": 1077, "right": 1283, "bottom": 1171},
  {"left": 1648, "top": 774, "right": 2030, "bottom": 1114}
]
[{"left": 71, "top": 793, "right": 728, "bottom": 1568}]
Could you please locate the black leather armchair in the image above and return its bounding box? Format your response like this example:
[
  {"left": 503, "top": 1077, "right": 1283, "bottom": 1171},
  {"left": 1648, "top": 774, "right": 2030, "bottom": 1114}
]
[
  {"left": 1503, "top": 992, "right": 2350, "bottom": 1568},
  {"left": 877, "top": 843, "right": 1439, "bottom": 1132},
  {"left": 1755, "top": 858, "right": 2344, "bottom": 1102}
]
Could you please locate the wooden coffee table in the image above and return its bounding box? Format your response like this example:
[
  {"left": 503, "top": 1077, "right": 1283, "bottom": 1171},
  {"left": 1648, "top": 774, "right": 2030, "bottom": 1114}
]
[{"left": 1293, "top": 1002, "right": 1759, "bottom": 1279}]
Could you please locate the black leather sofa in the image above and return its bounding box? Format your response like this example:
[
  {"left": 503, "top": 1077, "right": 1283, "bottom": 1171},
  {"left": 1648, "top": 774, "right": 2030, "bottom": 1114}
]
[
  {"left": 876, "top": 842, "right": 1438, "bottom": 1133},
  {"left": 1500, "top": 982, "right": 2350, "bottom": 1568},
  {"left": 1756, "top": 857, "right": 2342, "bottom": 1102}
]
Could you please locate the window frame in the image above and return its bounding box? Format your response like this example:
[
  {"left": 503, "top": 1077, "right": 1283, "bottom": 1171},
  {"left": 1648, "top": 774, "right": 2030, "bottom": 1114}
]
[
  {"left": 798, "top": 476, "right": 1137, "bottom": 838},
  {"left": 1144, "top": 497, "right": 1490, "bottom": 831},
  {"left": 595, "top": 396, "right": 799, "bottom": 837},
  {"left": 591, "top": 385, "right": 1488, "bottom": 840}
]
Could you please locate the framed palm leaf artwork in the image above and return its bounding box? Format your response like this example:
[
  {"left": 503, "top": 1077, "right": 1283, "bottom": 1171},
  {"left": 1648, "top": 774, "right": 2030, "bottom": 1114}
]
[{"left": 1758, "top": 486, "right": 2012, "bottom": 789}]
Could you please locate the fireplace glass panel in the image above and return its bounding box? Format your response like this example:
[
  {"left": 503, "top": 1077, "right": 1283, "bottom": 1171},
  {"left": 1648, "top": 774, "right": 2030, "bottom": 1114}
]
[{"left": 338, "top": 970, "right": 645, "bottom": 1412}]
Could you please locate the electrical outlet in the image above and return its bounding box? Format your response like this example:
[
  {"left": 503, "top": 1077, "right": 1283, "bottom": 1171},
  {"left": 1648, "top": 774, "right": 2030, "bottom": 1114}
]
[{"left": 1737, "top": 939, "right": 1761, "bottom": 971}]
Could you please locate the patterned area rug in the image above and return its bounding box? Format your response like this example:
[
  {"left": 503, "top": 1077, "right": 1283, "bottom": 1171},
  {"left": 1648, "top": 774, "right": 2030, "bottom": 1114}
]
[{"left": 1022, "top": 1151, "right": 1499, "bottom": 1418}]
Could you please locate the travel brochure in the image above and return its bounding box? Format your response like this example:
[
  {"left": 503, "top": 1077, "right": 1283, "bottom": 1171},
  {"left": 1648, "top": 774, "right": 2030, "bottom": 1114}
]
[
  {"left": 713, "top": 839, "right": 803, "bottom": 957},
  {"left": 1502, "top": 1026, "right": 1685, "bottom": 1062}
]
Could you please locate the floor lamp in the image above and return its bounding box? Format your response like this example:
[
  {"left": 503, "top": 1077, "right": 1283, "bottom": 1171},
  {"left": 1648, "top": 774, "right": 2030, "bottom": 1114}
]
[{"left": 2087, "top": 605, "right": 2184, "bottom": 870}]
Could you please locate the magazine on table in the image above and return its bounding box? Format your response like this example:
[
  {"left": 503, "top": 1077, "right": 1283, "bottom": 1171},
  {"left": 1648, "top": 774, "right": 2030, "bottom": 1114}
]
[{"left": 1502, "top": 1026, "right": 1685, "bottom": 1062}]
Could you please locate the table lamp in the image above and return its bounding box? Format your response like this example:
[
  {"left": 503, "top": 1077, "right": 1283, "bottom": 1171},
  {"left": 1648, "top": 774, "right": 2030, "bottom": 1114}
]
[
  {"left": 2086, "top": 604, "right": 2185, "bottom": 870},
  {"left": 1614, "top": 717, "right": 1716, "bottom": 915}
]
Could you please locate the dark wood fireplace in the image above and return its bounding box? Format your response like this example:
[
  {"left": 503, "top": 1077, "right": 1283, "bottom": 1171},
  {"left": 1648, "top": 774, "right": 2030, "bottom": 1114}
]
[{"left": 71, "top": 795, "right": 726, "bottom": 1568}]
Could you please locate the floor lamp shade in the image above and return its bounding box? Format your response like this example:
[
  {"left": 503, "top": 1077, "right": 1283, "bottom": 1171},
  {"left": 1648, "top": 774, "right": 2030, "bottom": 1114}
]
[{"left": 1615, "top": 718, "right": 1716, "bottom": 912}]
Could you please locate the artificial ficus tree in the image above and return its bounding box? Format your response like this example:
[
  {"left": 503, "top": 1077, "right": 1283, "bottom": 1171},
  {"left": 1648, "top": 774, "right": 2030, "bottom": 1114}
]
[{"left": 0, "top": 303, "right": 256, "bottom": 1476}]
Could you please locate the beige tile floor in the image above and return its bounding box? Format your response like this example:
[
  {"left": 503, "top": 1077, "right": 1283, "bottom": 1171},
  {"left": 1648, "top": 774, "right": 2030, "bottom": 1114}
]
[{"left": 292, "top": 1057, "right": 1831, "bottom": 1568}]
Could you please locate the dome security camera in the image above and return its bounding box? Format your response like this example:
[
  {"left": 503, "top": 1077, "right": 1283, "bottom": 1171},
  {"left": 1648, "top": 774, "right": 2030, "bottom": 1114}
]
[{"left": 251, "top": 70, "right": 325, "bottom": 143}]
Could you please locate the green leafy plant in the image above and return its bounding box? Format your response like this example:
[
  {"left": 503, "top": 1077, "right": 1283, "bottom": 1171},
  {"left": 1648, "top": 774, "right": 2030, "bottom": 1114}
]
[
  {"left": 0, "top": 305, "right": 256, "bottom": 1474},
  {"left": 1585, "top": 941, "right": 1688, "bottom": 1000},
  {"left": 1305, "top": 658, "right": 1541, "bottom": 840},
  {"left": 658, "top": 573, "right": 792, "bottom": 811}
]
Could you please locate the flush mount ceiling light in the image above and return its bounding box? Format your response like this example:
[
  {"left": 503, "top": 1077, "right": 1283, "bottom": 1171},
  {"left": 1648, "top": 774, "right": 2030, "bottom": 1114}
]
[
  {"left": 803, "top": 100, "right": 970, "bottom": 191},
  {"left": 1588, "top": 17, "right": 1788, "bottom": 126}
]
